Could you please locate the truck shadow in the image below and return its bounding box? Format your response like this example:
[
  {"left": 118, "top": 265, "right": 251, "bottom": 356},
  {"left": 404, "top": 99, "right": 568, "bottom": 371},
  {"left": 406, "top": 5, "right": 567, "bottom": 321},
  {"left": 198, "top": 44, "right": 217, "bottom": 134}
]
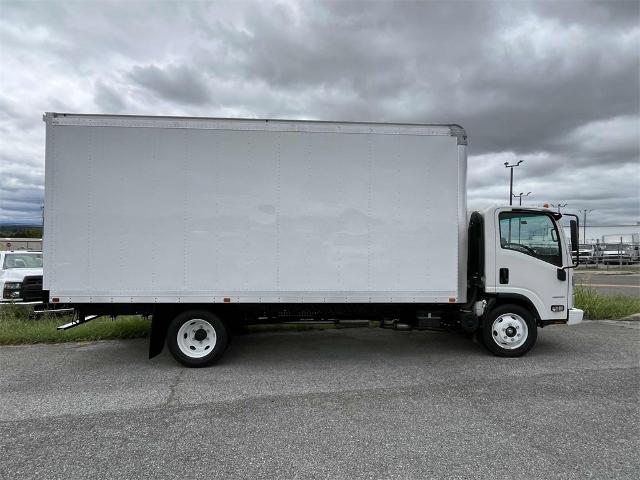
[
  {"left": 215, "top": 327, "right": 486, "bottom": 366},
  {"left": 151, "top": 326, "right": 568, "bottom": 368}
]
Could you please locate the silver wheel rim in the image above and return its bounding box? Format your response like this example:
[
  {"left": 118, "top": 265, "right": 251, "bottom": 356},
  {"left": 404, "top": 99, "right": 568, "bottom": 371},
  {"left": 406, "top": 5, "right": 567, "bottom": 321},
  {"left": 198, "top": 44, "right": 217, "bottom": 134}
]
[
  {"left": 177, "top": 319, "right": 217, "bottom": 358},
  {"left": 491, "top": 313, "right": 528, "bottom": 350}
]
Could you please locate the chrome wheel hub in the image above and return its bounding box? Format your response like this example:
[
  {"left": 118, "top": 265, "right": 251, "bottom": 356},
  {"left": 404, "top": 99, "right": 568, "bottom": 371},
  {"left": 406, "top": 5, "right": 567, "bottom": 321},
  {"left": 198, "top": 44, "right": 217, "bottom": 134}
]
[
  {"left": 177, "top": 319, "right": 217, "bottom": 358},
  {"left": 491, "top": 313, "right": 528, "bottom": 350}
]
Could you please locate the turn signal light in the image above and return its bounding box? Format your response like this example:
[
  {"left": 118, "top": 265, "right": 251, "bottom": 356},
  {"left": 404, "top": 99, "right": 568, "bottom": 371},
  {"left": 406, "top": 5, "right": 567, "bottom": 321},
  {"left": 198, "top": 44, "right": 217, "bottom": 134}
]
[{"left": 551, "top": 305, "right": 565, "bottom": 312}]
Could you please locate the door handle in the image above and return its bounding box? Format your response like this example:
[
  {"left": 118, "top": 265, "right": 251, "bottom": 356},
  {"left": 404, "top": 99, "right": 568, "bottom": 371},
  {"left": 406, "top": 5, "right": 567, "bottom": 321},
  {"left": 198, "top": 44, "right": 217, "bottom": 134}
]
[{"left": 499, "top": 268, "right": 509, "bottom": 284}]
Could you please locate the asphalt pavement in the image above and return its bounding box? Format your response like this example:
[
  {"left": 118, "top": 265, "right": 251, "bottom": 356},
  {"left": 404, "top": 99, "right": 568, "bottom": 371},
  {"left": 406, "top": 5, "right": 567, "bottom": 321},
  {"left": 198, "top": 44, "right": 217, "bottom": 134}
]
[
  {"left": 0, "top": 323, "right": 638, "bottom": 479},
  {"left": 574, "top": 271, "right": 640, "bottom": 296}
]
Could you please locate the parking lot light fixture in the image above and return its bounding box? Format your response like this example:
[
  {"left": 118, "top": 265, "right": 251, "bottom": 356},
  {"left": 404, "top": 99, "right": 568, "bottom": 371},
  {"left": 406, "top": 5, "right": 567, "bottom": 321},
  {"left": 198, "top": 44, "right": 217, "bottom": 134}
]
[
  {"left": 578, "top": 209, "right": 594, "bottom": 241},
  {"left": 551, "top": 203, "right": 568, "bottom": 214},
  {"left": 512, "top": 191, "right": 532, "bottom": 206},
  {"left": 504, "top": 160, "right": 524, "bottom": 206}
]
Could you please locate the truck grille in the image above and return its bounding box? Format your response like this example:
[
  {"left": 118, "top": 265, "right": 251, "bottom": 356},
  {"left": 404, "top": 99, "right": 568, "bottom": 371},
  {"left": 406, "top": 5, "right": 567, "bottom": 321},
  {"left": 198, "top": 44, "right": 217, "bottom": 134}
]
[{"left": 20, "top": 275, "right": 43, "bottom": 302}]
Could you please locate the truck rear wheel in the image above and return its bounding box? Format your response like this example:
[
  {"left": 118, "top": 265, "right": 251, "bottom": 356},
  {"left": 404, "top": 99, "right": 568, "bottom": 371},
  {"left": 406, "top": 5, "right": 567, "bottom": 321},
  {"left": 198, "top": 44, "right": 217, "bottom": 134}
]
[
  {"left": 167, "top": 310, "right": 228, "bottom": 367},
  {"left": 481, "top": 304, "right": 537, "bottom": 357}
]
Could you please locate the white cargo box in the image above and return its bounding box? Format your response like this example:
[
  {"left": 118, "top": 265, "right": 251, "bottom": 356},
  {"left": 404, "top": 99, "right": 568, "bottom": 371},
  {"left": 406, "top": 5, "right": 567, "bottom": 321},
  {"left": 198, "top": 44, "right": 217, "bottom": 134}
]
[{"left": 43, "top": 113, "right": 467, "bottom": 304}]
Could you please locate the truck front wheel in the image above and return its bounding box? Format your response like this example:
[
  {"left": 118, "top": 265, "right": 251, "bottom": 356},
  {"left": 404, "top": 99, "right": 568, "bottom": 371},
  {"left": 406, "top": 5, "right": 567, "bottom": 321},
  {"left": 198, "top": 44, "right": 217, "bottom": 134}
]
[
  {"left": 167, "top": 310, "right": 228, "bottom": 367},
  {"left": 481, "top": 304, "right": 537, "bottom": 357}
]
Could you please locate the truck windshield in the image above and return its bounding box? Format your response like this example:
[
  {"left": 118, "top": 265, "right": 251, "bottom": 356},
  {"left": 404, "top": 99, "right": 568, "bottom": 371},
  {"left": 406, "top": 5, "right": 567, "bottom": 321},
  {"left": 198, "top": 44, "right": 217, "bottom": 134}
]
[
  {"left": 3, "top": 253, "right": 43, "bottom": 269},
  {"left": 499, "top": 212, "right": 562, "bottom": 267}
]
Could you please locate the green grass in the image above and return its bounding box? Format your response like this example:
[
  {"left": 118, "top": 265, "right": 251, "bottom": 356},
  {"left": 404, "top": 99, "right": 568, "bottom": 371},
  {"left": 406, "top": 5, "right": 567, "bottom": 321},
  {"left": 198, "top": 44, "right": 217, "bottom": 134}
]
[
  {"left": 1, "top": 286, "right": 638, "bottom": 346},
  {"left": 0, "top": 305, "right": 354, "bottom": 345},
  {"left": 0, "top": 304, "right": 149, "bottom": 345},
  {"left": 574, "top": 285, "right": 640, "bottom": 320}
]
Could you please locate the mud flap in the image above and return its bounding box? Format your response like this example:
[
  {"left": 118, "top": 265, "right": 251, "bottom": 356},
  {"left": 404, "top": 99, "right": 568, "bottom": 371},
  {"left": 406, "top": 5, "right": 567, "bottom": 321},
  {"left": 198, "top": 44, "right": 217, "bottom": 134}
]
[{"left": 149, "top": 314, "right": 169, "bottom": 359}]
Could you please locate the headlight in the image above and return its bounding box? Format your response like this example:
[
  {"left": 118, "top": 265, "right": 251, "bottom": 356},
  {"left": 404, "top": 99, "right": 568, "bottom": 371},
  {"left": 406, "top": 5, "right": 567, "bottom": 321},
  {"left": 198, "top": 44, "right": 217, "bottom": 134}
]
[{"left": 3, "top": 283, "right": 22, "bottom": 299}]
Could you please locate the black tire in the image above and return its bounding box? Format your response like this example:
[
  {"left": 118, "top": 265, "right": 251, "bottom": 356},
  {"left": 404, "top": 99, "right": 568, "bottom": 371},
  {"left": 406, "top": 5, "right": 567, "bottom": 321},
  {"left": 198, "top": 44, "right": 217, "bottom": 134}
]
[
  {"left": 167, "top": 310, "right": 228, "bottom": 367},
  {"left": 481, "top": 304, "right": 537, "bottom": 357}
]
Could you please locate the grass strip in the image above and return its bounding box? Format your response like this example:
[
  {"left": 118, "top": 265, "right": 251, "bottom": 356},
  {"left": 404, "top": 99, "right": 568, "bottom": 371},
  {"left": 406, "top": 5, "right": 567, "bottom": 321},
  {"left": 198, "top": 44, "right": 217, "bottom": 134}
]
[
  {"left": 0, "top": 306, "right": 149, "bottom": 345},
  {"left": 1, "top": 286, "right": 638, "bottom": 345},
  {"left": 0, "top": 305, "right": 351, "bottom": 345},
  {"left": 574, "top": 285, "right": 640, "bottom": 320}
]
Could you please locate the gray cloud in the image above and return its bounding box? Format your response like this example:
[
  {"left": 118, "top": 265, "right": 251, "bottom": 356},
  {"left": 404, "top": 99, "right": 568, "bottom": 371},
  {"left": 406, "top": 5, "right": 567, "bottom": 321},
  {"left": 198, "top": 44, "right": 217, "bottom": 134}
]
[
  {"left": 129, "top": 64, "right": 212, "bottom": 105},
  {"left": 94, "top": 80, "right": 127, "bottom": 112},
  {"left": 0, "top": 0, "right": 638, "bottom": 226}
]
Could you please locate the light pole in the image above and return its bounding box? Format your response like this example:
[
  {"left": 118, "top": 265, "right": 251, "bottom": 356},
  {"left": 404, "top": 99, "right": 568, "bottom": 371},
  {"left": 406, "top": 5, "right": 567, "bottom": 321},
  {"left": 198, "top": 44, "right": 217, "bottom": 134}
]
[
  {"left": 578, "top": 209, "right": 593, "bottom": 242},
  {"left": 551, "top": 203, "right": 568, "bottom": 214},
  {"left": 504, "top": 160, "right": 523, "bottom": 206},
  {"left": 512, "top": 191, "right": 532, "bottom": 206}
]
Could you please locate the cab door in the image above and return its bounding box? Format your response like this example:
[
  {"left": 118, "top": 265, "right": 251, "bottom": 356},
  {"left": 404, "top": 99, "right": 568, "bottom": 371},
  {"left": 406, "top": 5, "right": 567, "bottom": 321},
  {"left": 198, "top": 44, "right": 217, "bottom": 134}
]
[{"left": 494, "top": 210, "right": 569, "bottom": 321}]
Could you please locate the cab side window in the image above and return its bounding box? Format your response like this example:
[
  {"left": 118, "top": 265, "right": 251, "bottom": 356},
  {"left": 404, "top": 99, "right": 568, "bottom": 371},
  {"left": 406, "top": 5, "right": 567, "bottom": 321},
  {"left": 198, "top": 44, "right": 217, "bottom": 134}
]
[{"left": 499, "top": 212, "right": 562, "bottom": 267}]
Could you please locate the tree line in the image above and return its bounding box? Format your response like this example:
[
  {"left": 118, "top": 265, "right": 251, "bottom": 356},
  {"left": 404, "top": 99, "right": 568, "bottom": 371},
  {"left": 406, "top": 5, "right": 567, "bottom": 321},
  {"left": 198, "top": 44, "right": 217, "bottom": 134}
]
[{"left": 0, "top": 226, "right": 43, "bottom": 238}]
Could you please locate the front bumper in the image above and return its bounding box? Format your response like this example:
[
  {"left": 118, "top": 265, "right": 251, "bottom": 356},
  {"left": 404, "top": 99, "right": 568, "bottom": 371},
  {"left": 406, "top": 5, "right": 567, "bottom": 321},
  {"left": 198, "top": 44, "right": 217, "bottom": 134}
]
[{"left": 568, "top": 308, "right": 584, "bottom": 325}]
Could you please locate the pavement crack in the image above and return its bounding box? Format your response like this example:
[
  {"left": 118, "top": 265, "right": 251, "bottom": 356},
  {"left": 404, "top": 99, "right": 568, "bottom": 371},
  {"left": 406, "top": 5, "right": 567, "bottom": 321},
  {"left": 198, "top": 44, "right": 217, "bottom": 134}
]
[{"left": 164, "top": 369, "right": 185, "bottom": 407}]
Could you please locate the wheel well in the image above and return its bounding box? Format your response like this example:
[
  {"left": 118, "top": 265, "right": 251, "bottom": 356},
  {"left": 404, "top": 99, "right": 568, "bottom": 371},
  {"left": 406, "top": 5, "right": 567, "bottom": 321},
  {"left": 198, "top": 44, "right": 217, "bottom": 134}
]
[
  {"left": 149, "top": 305, "right": 232, "bottom": 359},
  {"left": 486, "top": 295, "right": 542, "bottom": 327}
]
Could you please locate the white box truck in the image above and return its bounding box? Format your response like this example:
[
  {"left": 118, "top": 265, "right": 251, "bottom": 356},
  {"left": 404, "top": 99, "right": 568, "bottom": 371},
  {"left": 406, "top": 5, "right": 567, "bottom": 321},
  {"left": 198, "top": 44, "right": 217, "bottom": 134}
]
[{"left": 43, "top": 113, "right": 583, "bottom": 366}]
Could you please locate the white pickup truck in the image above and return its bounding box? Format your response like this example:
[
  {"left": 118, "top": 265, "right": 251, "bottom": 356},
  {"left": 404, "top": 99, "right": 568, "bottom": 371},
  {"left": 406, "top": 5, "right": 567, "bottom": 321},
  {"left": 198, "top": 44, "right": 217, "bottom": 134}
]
[{"left": 0, "top": 251, "right": 44, "bottom": 303}]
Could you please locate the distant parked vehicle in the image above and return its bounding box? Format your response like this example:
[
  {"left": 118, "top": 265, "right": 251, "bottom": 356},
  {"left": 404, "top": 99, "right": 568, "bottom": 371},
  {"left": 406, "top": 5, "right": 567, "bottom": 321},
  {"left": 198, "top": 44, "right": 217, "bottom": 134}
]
[
  {"left": 596, "top": 243, "right": 635, "bottom": 265},
  {"left": 574, "top": 244, "right": 596, "bottom": 264},
  {"left": 0, "top": 251, "right": 43, "bottom": 302}
]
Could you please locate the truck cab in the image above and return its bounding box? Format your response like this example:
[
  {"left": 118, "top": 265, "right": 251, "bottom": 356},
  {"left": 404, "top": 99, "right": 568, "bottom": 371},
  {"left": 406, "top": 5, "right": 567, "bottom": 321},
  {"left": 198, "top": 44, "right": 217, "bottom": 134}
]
[
  {"left": 468, "top": 207, "right": 583, "bottom": 356},
  {"left": 0, "top": 251, "right": 44, "bottom": 303}
]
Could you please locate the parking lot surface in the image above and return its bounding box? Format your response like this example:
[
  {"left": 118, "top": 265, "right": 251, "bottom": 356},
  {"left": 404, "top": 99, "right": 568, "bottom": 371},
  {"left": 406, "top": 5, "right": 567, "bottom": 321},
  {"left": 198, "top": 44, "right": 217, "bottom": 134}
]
[
  {"left": 0, "top": 322, "right": 638, "bottom": 479},
  {"left": 574, "top": 271, "right": 640, "bottom": 296}
]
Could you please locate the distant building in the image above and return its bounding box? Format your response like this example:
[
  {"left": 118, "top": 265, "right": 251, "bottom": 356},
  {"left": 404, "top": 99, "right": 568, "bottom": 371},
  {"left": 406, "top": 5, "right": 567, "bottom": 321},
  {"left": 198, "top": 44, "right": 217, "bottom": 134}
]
[{"left": 0, "top": 238, "right": 42, "bottom": 251}]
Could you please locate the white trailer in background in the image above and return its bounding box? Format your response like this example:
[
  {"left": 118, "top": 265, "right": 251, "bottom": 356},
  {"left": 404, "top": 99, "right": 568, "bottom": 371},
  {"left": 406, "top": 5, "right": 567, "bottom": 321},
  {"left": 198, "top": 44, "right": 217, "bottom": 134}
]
[{"left": 43, "top": 113, "right": 583, "bottom": 366}]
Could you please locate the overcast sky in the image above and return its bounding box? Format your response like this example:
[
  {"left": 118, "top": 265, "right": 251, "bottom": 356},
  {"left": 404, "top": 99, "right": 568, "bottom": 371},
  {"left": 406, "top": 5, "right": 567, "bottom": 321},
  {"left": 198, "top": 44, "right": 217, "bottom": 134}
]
[{"left": 1, "top": 0, "right": 638, "bottom": 225}]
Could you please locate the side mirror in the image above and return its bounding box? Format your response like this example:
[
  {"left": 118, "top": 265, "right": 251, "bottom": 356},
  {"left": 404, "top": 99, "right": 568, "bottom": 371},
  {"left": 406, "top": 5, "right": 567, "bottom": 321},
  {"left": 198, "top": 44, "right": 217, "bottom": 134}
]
[{"left": 570, "top": 220, "right": 579, "bottom": 252}]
